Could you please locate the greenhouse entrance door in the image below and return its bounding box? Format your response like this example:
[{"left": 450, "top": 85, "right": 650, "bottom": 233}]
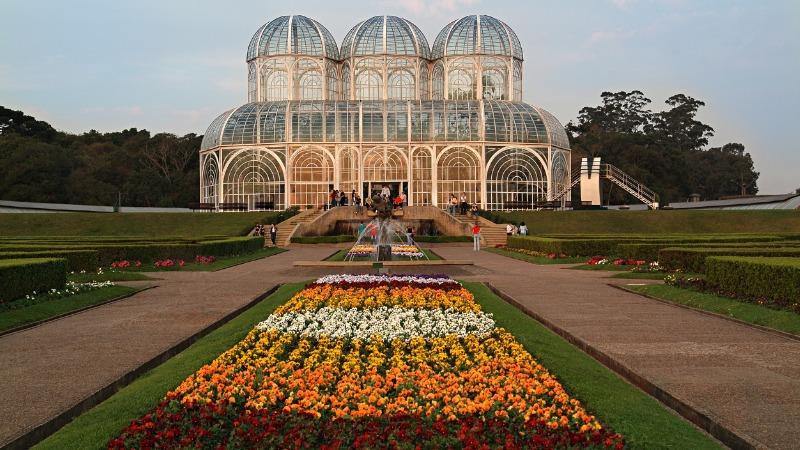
[{"left": 364, "top": 181, "right": 405, "bottom": 201}]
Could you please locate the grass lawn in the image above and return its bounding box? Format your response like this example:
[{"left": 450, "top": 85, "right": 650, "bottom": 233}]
[
  {"left": 0, "top": 285, "right": 141, "bottom": 333},
  {"left": 627, "top": 284, "right": 800, "bottom": 336},
  {"left": 485, "top": 247, "right": 584, "bottom": 265},
  {"left": 484, "top": 210, "right": 800, "bottom": 234},
  {"left": 0, "top": 211, "right": 292, "bottom": 237},
  {"left": 466, "top": 282, "right": 721, "bottom": 449},
  {"left": 569, "top": 264, "right": 632, "bottom": 271},
  {"left": 68, "top": 271, "right": 155, "bottom": 283},
  {"left": 610, "top": 272, "right": 667, "bottom": 280},
  {"left": 109, "top": 247, "right": 287, "bottom": 272},
  {"left": 325, "top": 248, "right": 441, "bottom": 261},
  {"left": 34, "top": 282, "right": 305, "bottom": 450}
]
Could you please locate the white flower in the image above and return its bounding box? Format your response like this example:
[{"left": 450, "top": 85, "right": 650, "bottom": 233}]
[{"left": 314, "top": 274, "right": 459, "bottom": 286}]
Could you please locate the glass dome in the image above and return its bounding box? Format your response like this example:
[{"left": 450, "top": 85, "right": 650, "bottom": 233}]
[
  {"left": 431, "top": 15, "right": 522, "bottom": 60},
  {"left": 341, "top": 16, "right": 431, "bottom": 59},
  {"left": 247, "top": 15, "right": 340, "bottom": 61}
]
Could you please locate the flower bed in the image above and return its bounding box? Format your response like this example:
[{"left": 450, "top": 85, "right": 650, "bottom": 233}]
[
  {"left": 110, "top": 274, "right": 624, "bottom": 448},
  {"left": 346, "top": 244, "right": 425, "bottom": 259},
  {"left": 587, "top": 256, "right": 646, "bottom": 266}
]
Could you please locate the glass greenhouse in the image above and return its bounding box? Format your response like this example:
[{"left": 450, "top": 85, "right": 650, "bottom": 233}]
[{"left": 200, "top": 14, "right": 571, "bottom": 210}]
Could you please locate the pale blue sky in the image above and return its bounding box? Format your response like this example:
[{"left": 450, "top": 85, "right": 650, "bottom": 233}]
[{"left": 1, "top": 0, "right": 797, "bottom": 193}]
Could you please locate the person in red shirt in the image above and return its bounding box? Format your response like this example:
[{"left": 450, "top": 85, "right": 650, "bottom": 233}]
[{"left": 471, "top": 222, "right": 481, "bottom": 251}]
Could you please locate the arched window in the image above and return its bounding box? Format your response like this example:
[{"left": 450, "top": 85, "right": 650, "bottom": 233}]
[
  {"left": 418, "top": 63, "right": 429, "bottom": 100},
  {"left": 356, "top": 70, "right": 382, "bottom": 100},
  {"left": 290, "top": 148, "right": 333, "bottom": 208},
  {"left": 223, "top": 149, "right": 285, "bottom": 210},
  {"left": 482, "top": 69, "right": 506, "bottom": 100},
  {"left": 326, "top": 63, "right": 338, "bottom": 101},
  {"left": 201, "top": 154, "right": 219, "bottom": 205},
  {"left": 388, "top": 70, "right": 415, "bottom": 100},
  {"left": 486, "top": 147, "right": 547, "bottom": 210},
  {"left": 436, "top": 147, "right": 480, "bottom": 207},
  {"left": 299, "top": 71, "right": 322, "bottom": 100},
  {"left": 431, "top": 62, "right": 444, "bottom": 100},
  {"left": 513, "top": 62, "right": 522, "bottom": 101},
  {"left": 342, "top": 64, "right": 351, "bottom": 100},
  {"left": 448, "top": 69, "right": 474, "bottom": 100},
  {"left": 247, "top": 63, "right": 257, "bottom": 102},
  {"left": 265, "top": 71, "right": 288, "bottom": 101}
]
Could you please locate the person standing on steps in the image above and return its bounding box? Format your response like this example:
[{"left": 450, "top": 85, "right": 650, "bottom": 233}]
[
  {"left": 460, "top": 192, "right": 468, "bottom": 215},
  {"left": 269, "top": 224, "right": 277, "bottom": 247},
  {"left": 472, "top": 221, "right": 481, "bottom": 251},
  {"left": 506, "top": 223, "right": 513, "bottom": 237}
]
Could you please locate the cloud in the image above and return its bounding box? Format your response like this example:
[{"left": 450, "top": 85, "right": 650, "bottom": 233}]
[{"left": 390, "top": 0, "right": 480, "bottom": 16}]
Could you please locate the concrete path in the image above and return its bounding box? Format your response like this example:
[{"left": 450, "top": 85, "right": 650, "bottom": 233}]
[
  {"left": 434, "top": 246, "right": 800, "bottom": 450},
  {"left": 2, "top": 244, "right": 798, "bottom": 449}
]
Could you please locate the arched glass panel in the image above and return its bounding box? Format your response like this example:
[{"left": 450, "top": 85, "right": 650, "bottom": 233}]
[
  {"left": 411, "top": 148, "right": 432, "bottom": 206},
  {"left": 223, "top": 149, "right": 286, "bottom": 210},
  {"left": 513, "top": 62, "right": 522, "bottom": 101},
  {"left": 388, "top": 70, "right": 415, "bottom": 100},
  {"left": 326, "top": 63, "right": 338, "bottom": 101},
  {"left": 551, "top": 150, "right": 570, "bottom": 196},
  {"left": 290, "top": 148, "right": 333, "bottom": 208},
  {"left": 418, "top": 63, "right": 429, "bottom": 100},
  {"left": 299, "top": 71, "right": 322, "bottom": 100},
  {"left": 356, "top": 69, "right": 382, "bottom": 100},
  {"left": 262, "top": 70, "right": 288, "bottom": 101},
  {"left": 448, "top": 69, "right": 474, "bottom": 100},
  {"left": 481, "top": 69, "right": 506, "bottom": 100},
  {"left": 338, "top": 147, "right": 358, "bottom": 195},
  {"left": 431, "top": 63, "right": 444, "bottom": 100},
  {"left": 201, "top": 154, "right": 219, "bottom": 204},
  {"left": 486, "top": 147, "right": 547, "bottom": 210},
  {"left": 342, "top": 64, "right": 351, "bottom": 100},
  {"left": 247, "top": 63, "right": 257, "bottom": 102},
  {"left": 436, "top": 147, "right": 480, "bottom": 207},
  {"left": 363, "top": 147, "right": 407, "bottom": 182}
]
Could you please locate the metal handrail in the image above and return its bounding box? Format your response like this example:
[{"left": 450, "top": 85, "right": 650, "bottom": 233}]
[{"left": 601, "top": 164, "right": 658, "bottom": 208}]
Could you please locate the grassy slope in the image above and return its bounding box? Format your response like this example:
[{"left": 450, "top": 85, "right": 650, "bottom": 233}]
[
  {"left": 488, "top": 210, "right": 800, "bottom": 234},
  {"left": 628, "top": 284, "right": 800, "bottom": 336},
  {"left": 0, "top": 212, "right": 286, "bottom": 237},
  {"left": 484, "top": 247, "right": 584, "bottom": 265},
  {"left": 35, "top": 282, "right": 305, "bottom": 450},
  {"left": 466, "top": 282, "right": 721, "bottom": 449},
  {"left": 0, "top": 286, "right": 139, "bottom": 333}
]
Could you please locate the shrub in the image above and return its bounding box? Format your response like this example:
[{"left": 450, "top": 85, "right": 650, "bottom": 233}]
[
  {"left": 0, "top": 250, "right": 98, "bottom": 271},
  {"left": 706, "top": 257, "right": 800, "bottom": 308},
  {"left": 659, "top": 247, "right": 800, "bottom": 273},
  {"left": 619, "top": 240, "right": 800, "bottom": 261},
  {"left": 196, "top": 237, "right": 263, "bottom": 256},
  {"left": 0, "top": 258, "right": 67, "bottom": 302},
  {"left": 291, "top": 235, "right": 355, "bottom": 244}
]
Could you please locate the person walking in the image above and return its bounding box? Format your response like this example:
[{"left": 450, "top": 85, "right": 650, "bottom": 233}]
[
  {"left": 406, "top": 226, "right": 414, "bottom": 244},
  {"left": 519, "top": 222, "right": 528, "bottom": 236},
  {"left": 269, "top": 224, "right": 277, "bottom": 247},
  {"left": 472, "top": 221, "right": 481, "bottom": 251},
  {"left": 354, "top": 193, "right": 362, "bottom": 215},
  {"left": 357, "top": 221, "right": 366, "bottom": 237}
]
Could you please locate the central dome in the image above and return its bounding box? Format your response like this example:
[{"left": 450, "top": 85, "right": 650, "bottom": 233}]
[
  {"left": 341, "top": 16, "right": 431, "bottom": 59},
  {"left": 247, "top": 15, "right": 339, "bottom": 61}
]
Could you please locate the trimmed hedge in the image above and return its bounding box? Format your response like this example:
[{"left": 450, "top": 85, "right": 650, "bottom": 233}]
[
  {"left": 0, "top": 250, "right": 99, "bottom": 271},
  {"left": 413, "top": 235, "right": 472, "bottom": 243},
  {"left": 0, "top": 258, "right": 67, "bottom": 302},
  {"left": 290, "top": 235, "right": 355, "bottom": 244},
  {"left": 659, "top": 247, "right": 800, "bottom": 273},
  {"left": 620, "top": 241, "right": 800, "bottom": 261},
  {"left": 706, "top": 256, "right": 800, "bottom": 306}
]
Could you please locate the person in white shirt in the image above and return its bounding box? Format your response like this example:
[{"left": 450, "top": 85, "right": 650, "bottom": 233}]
[
  {"left": 519, "top": 222, "right": 528, "bottom": 236},
  {"left": 506, "top": 223, "right": 513, "bottom": 236}
]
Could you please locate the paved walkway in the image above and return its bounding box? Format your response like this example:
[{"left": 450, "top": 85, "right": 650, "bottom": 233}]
[
  {"left": 1, "top": 245, "right": 798, "bottom": 449},
  {"left": 434, "top": 247, "right": 800, "bottom": 450}
]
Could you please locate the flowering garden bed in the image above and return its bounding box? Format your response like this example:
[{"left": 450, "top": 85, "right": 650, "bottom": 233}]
[{"left": 109, "top": 274, "right": 624, "bottom": 449}]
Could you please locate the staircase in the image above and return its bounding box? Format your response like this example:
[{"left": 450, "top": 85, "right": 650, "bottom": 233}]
[
  {"left": 449, "top": 213, "right": 508, "bottom": 247},
  {"left": 274, "top": 208, "right": 324, "bottom": 246},
  {"left": 602, "top": 164, "right": 659, "bottom": 209}
]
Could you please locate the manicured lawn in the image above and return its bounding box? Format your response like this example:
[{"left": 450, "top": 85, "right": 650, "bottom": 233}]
[
  {"left": 0, "top": 285, "right": 140, "bottom": 333},
  {"left": 628, "top": 284, "right": 800, "bottom": 336},
  {"left": 484, "top": 210, "right": 800, "bottom": 234},
  {"left": 110, "top": 247, "right": 287, "bottom": 272},
  {"left": 485, "top": 247, "right": 584, "bottom": 264},
  {"left": 34, "top": 282, "right": 305, "bottom": 450},
  {"left": 325, "top": 248, "right": 441, "bottom": 261},
  {"left": 466, "top": 282, "right": 721, "bottom": 449},
  {"left": 568, "top": 263, "right": 632, "bottom": 271},
  {"left": 610, "top": 272, "right": 667, "bottom": 280},
  {"left": 68, "top": 272, "right": 155, "bottom": 283},
  {"left": 0, "top": 211, "right": 292, "bottom": 237}
]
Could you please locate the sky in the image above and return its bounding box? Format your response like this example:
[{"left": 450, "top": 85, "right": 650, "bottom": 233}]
[{"left": 1, "top": 0, "right": 798, "bottom": 193}]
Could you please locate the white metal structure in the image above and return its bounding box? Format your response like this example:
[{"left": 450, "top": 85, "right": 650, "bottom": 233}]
[{"left": 200, "top": 14, "right": 571, "bottom": 210}]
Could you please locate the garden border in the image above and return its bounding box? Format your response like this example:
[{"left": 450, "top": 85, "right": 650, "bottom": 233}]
[
  {"left": 484, "top": 282, "right": 758, "bottom": 450},
  {"left": 0, "top": 286, "right": 153, "bottom": 339},
  {"left": 2, "top": 284, "right": 282, "bottom": 450},
  {"left": 611, "top": 284, "right": 800, "bottom": 342},
  {"left": 207, "top": 247, "right": 288, "bottom": 272}
]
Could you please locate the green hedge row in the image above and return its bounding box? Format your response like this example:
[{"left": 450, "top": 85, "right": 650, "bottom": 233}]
[
  {"left": 706, "top": 256, "right": 800, "bottom": 305},
  {"left": 0, "top": 258, "right": 67, "bottom": 303},
  {"left": 290, "top": 235, "right": 355, "bottom": 244},
  {"left": 0, "top": 237, "right": 263, "bottom": 266},
  {"left": 659, "top": 247, "right": 800, "bottom": 273},
  {"left": 0, "top": 250, "right": 98, "bottom": 271},
  {"left": 620, "top": 241, "right": 800, "bottom": 260}
]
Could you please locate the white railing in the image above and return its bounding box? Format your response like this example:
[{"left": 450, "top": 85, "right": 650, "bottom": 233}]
[{"left": 602, "top": 164, "right": 659, "bottom": 209}]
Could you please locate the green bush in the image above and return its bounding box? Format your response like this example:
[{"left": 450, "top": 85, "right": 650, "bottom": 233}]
[
  {"left": 196, "top": 237, "right": 264, "bottom": 256},
  {"left": 620, "top": 240, "right": 800, "bottom": 260},
  {"left": 413, "top": 235, "right": 472, "bottom": 243},
  {"left": 706, "top": 256, "right": 800, "bottom": 306},
  {"left": 290, "top": 235, "right": 355, "bottom": 244},
  {"left": 0, "top": 250, "right": 99, "bottom": 271},
  {"left": 0, "top": 258, "right": 67, "bottom": 302},
  {"left": 659, "top": 247, "right": 800, "bottom": 273}
]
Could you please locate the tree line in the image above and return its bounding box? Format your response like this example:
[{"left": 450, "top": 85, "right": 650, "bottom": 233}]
[{"left": 0, "top": 92, "right": 761, "bottom": 207}]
